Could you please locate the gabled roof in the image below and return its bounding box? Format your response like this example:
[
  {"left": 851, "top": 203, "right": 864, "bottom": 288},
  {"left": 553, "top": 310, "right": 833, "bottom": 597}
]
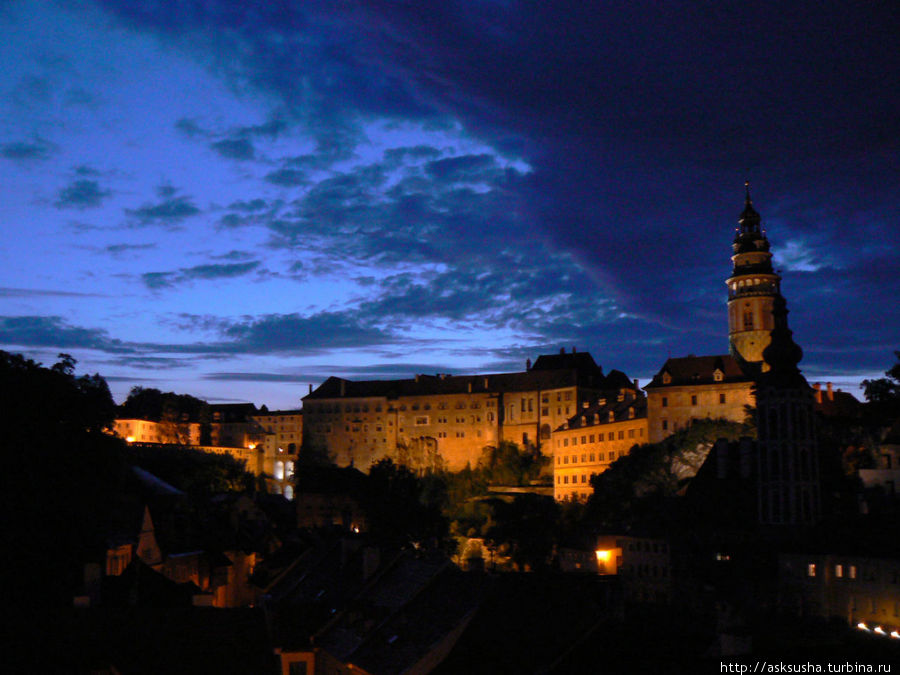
[
  {"left": 555, "top": 394, "right": 648, "bottom": 432},
  {"left": 644, "top": 354, "right": 751, "bottom": 389}
]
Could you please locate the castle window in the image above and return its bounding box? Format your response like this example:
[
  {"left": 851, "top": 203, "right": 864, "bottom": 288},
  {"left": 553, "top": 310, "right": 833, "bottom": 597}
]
[
  {"left": 714, "top": 369, "right": 724, "bottom": 382},
  {"left": 807, "top": 564, "right": 816, "bottom": 578},
  {"left": 743, "top": 309, "right": 753, "bottom": 329},
  {"left": 691, "top": 394, "right": 698, "bottom": 406},
  {"left": 662, "top": 420, "right": 668, "bottom": 431},
  {"left": 719, "top": 393, "right": 726, "bottom": 404},
  {"left": 662, "top": 397, "right": 668, "bottom": 407}
]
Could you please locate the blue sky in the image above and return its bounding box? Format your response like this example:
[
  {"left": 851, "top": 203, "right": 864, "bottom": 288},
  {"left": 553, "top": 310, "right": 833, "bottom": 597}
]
[{"left": 1, "top": 1, "right": 897, "bottom": 408}]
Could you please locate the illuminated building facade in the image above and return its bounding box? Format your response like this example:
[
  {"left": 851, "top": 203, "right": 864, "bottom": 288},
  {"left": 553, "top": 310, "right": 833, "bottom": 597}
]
[
  {"left": 302, "top": 350, "right": 641, "bottom": 472},
  {"left": 552, "top": 392, "right": 648, "bottom": 502},
  {"left": 251, "top": 409, "right": 302, "bottom": 498}
]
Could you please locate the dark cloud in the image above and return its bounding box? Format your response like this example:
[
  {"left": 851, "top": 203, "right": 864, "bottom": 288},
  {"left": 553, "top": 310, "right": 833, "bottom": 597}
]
[
  {"left": 424, "top": 153, "right": 496, "bottom": 180},
  {"left": 227, "top": 198, "right": 269, "bottom": 212},
  {"left": 204, "top": 372, "right": 310, "bottom": 382},
  {"left": 1, "top": 138, "right": 55, "bottom": 160},
  {"left": 0, "top": 287, "right": 105, "bottom": 298},
  {"left": 126, "top": 185, "right": 200, "bottom": 224},
  {"left": 264, "top": 168, "right": 307, "bottom": 187},
  {"left": 174, "top": 117, "right": 207, "bottom": 137},
  {"left": 221, "top": 311, "right": 399, "bottom": 354},
  {"left": 103, "top": 243, "right": 156, "bottom": 255},
  {"left": 55, "top": 179, "right": 111, "bottom": 209},
  {"left": 211, "top": 250, "right": 255, "bottom": 261},
  {"left": 0, "top": 316, "right": 130, "bottom": 352},
  {"left": 142, "top": 261, "right": 261, "bottom": 289},
  {"left": 210, "top": 137, "right": 255, "bottom": 160}
]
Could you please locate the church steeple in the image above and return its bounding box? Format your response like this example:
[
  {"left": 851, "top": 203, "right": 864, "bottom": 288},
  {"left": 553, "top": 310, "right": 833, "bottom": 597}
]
[{"left": 726, "top": 184, "right": 781, "bottom": 371}]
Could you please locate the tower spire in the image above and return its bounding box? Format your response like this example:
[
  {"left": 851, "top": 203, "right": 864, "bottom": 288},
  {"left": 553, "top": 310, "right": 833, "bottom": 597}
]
[{"left": 745, "top": 180, "right": 752, "bottom": 206}]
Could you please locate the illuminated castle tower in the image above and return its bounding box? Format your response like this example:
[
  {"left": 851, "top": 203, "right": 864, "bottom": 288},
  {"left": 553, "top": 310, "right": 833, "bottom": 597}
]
[
  {"left": 726, "top": 183, "right": 781, "bottom": 373},
  {"left": 755, "top": 294, "right": 820, "bottom": 525}
]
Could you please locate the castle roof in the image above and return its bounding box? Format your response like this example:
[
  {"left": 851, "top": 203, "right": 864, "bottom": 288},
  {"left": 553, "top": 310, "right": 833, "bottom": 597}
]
[
  {"left": 555, "top": 393, "right": 648, "bottom": 432},
  {"left": 303, "top": 352, "right": 633, "bottom": 401},
  {"left": 644, "top": 354, "right": 751, "bottom": 389}
]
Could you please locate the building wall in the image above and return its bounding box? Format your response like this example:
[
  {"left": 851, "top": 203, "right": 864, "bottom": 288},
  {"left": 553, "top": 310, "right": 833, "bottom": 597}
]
[
  {"left": 553, "top": 412, "right": 649, "bottom": 502},
  {"left": 780, "top": 553, "right": 900, "bottom": 631},
  {"left": 303, "top": 385, "right": 595, "bottom": 473},
  {"left": 646, "top": 381, "right": 754, "bottom": 444},
  {"left": 252, "top": 410, "right": 302, "bottom": 496},
  {"left": 113, "top": 418, "right": 201, "bottom": 445}
]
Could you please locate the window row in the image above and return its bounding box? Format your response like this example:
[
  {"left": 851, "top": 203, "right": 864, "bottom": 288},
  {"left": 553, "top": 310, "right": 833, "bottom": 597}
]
[{"left": 557, "top": 451, "right": 620, "bottom": 464}]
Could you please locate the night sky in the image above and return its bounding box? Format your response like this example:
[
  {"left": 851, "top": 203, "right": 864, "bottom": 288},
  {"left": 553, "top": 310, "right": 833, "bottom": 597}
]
[{"left": 2, "top": 1, "right": 898, "bottom": 408}]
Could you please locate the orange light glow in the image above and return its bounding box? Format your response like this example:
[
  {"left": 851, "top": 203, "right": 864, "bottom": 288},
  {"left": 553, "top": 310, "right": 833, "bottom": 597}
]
[
  {"left": 595, "top": 550, "right": 611, "bottom": 562},
  {"left": 125, "top": 436, "right": 135, "bottom": 443}
]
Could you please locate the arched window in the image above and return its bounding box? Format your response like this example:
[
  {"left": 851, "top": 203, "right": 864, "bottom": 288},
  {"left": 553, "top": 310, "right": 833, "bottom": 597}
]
[{"left": 743, "top": 308, "right": 753, "bottom": 329}]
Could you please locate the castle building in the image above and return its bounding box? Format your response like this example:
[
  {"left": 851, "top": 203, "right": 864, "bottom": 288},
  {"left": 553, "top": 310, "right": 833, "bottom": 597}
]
[
  {"left": 726, "top": 183, "right": 781, "bottom": 372},
  {"left": 552, "top": 392, "right": 648, "bottom": 501},
  {"left": 644, "top": 355, "right": 754, "bottom": 443},
  {"left": 301, "top": 350, "right": 641, "bottom": 472}
]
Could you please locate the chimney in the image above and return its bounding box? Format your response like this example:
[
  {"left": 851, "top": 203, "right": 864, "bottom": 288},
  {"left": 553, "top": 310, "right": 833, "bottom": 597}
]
[
  {"left": 813, "top": 382, "right": 822, "bottom": 404},
  {"left": 526, "top": 358, "right": 532, "bottom": 371},
  {"left": 415, "top": 374, "right": 419, "bottom": 383},
  {"left": 826, "top": 382, "right": 834, "bottom": 401},
  {"left": 309, "top": 383, "right": 313, "bottom": 394},
  {"left": 633, "top": 378, "right": 639, "bottom": 389}
]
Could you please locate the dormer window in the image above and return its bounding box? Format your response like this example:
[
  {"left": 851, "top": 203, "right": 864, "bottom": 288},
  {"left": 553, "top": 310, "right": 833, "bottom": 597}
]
[
  {"left": 713, "top": 369, "right": 724, "bottom": 382},
  {"left": 608, "top": 411, "right": 615, "bottom": 422},
  {"left": 662, "top": 372, "right": 672, "bottom": 384},
  {"left": 628, "top": 407, "right": 635, "bottom": 419}
]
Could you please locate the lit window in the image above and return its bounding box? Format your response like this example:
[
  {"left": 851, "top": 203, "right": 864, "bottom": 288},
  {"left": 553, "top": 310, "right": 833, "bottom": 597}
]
[
  {"left": 807, "top": 563, "right": 817, "bottom": 578},
  {"left": 849, "top": 565, "right": 857, "bottom": 579},
  {"left": 836, "top": 564, "right": 843, "bottom": 578},
  {"left": 274, "top": 461, "right": 285, "bottom": 481}
]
